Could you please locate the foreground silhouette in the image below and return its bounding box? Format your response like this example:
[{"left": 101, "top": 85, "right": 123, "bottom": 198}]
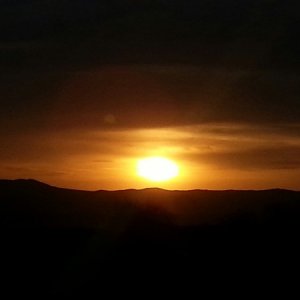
[{"left": 1, "top": 179, "right": 299, "bottom": 296}]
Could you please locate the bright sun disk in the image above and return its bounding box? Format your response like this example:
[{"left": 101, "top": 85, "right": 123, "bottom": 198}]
[{"left": 137, "top": 157, "right": 179, "bottom": 182}]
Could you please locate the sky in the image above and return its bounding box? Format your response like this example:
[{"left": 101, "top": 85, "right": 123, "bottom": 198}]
[{"left": 0, "top": 0, "right": 299, "bottom": 190}]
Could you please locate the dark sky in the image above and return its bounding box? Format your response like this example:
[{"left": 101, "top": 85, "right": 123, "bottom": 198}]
[{"left": 1, "top": 0, "right": 299, "bottom": 190}]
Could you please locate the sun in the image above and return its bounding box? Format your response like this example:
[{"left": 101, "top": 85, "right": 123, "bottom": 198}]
[{"left": 137, "top": 157, "right": 179, "bottom": 182}]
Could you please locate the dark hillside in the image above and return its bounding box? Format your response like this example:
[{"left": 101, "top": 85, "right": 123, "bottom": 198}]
[{"left": 1, "top": 180, "right": 299, "bottom": 296}]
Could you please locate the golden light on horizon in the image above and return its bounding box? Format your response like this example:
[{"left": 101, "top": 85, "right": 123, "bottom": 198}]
[{"left": 137, "top": 157, "right": 179, "bottom": 182}]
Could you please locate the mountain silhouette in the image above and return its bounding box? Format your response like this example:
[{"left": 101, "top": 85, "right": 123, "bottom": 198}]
[{"left": 1, "top": 179, "right": 299, "bottom": 296}]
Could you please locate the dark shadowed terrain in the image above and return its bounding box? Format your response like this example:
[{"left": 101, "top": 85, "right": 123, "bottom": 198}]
[{"left": 1, "top": 179, "right": 300, "bottom": 296}]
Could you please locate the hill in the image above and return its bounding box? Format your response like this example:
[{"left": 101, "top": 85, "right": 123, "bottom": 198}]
[{"left": 1, "top": 179, "right": 300, "bottom": 296}]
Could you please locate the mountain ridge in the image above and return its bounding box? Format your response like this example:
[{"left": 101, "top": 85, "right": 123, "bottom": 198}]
[
  {"left": 1, "top": 178, "right": 300, "bottom": 229},
  {"left": 1, "top": 178, "right": 300, "bottom": 296},
  {"left": 0, "top": 178, "right": 297, "bottom": 193}
]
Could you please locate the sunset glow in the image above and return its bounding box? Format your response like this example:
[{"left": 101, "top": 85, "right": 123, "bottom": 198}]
[
  {"left": 0, "top": 1, "right": 299, "bottom": 192},
  {"left": 137, "top": 157, "right": 179, "bottom": 182}
]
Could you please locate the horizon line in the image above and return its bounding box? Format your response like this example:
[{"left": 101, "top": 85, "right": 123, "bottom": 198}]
[{"left": 1, "top": 178, "right": 299, "bottom": 193}]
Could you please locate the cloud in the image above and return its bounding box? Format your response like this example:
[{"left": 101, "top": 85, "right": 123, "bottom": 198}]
[
  {"left": 1, "top": 123, "right": 299, "bottom": 171},
  {"left": 0, "top": 1, "right": 298, "bottom": 134},
  {"left": 0, "top": 1, "right": 299, "bottom": 189},
  {"left": 1, "top": 122, "right": 299, "bottom": 189},
  {"left": 192, "top": 146, "right": 300, "bottom": 171},
  {"left": 0, "top": 1, "right": 298, "bottom": 70},
  {"left": 1, "top": 66, "right": 299, "bottom": 137}
]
